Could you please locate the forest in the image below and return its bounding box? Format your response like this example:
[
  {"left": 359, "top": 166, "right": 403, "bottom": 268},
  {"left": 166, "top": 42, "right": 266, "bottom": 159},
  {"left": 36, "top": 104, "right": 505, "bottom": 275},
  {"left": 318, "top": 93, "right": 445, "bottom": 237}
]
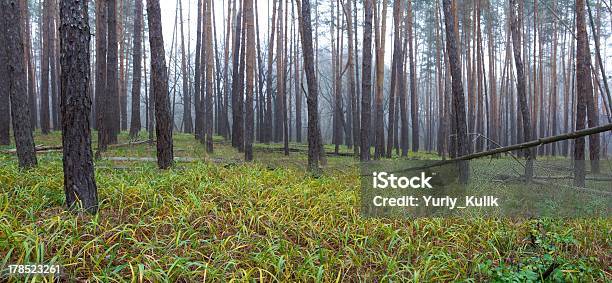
[{"left": 0, "top": 0, "right": 611, "bottom": 281}]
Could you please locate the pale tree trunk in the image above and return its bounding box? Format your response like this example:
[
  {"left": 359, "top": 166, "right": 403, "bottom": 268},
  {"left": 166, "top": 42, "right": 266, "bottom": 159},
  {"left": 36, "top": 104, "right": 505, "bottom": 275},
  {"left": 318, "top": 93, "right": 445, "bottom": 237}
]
[
  {"left": 386, "top": 0, "right": 403, "bottom": 158},
  {"left": 194, "top": 0, "right": 203, "bottom": 139}
]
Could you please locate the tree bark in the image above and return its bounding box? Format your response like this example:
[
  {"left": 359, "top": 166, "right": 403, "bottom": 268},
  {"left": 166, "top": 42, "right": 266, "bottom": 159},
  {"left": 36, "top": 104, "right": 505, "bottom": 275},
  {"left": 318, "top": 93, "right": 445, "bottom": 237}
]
[
  {"left": 59, "top": 0, "right": 98, "bottom": 213},
  {"left": 107, "top": 0, "right": 119, "bottom": 142},
  {"left": 1, "top": 0, "right": 37, "bottom": 168},
  {"left": 408, "top": 0, "right": 419, "bottom": 153},
  {"left": 129, "top": 0, "right": 143, "bottom": 138},
  {"left": 40, "top": 0, "right": 51, "bottom": 134},
  {"left": 509, "top": 0, "right": 534, "bottom": 182},
  {"left": 147, "top": 0, "right": 174, "bottom": 169},
  {"left": 442, "top": 0, "right": 469, "bottom": 183},
  {"left": 178, "top": 0, "right": 192, "bottom": 134},
  {"left": 230, "top": 9, "right": 243, "bottom": 150},
  {"left": 204, "top": 0, "right": 214, "bottom": 152},
  {"left": 244, "top": 0, "right": 255, "bottom": 161},
  {"left": 360, "top": 0, "right": 373, "bottom": 161},
  {"left": 297, "top": 0, "right": 321, "bottom": 172}
]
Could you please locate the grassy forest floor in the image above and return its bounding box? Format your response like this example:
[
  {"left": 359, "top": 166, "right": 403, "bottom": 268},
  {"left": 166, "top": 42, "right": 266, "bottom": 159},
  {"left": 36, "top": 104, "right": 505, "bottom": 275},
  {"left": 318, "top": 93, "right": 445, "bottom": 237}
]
[{"left": 0, "top": 132, "right": 610, "bottom": 281}]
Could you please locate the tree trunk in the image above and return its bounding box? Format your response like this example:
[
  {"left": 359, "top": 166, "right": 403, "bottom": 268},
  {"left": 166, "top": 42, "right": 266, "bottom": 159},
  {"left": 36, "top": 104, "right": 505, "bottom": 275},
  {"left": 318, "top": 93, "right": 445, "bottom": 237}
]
[
  {"left": 509, "top": 0, "right": 534, "bottom": 182},
  {"left": 107, "top": 0, "right": 119, "bottom": 143},
  {"left": 386, "top": 0, "right": 403, "bottom": 158},
  {"left": 360, "top": 0, "right": 373, "bottom": 161},
  {"left": 177, "top": 0, "right": 192, "bottom": 134},
  {"left": 297, "top": 0, "right": 322, "bottom": 172},
  {"left": 1, "top": 0, "right": 37, "bottom": 168},
  {"left": 50, "top": 0, "right": 59, "bottom": 131},
  {"left": 22, "top": 0, "right": 37, "bottom": 131},
  {"left": 147, "top": 0, "right": 174, "bottom": 169},
  {"left": 204, "top": 0, "right": 214, "bottom": 152},
  {"left": 0, "top": 40, "right": 10, "bottom": 145},
  {"left": 442, "top": 0, "right": 469, "bottom": 183},
  {"left": 59, "top": 0, "right": 98, "bottom": 213},
  {"left": 230, "top": 9, "right": 243, "bottom": 150},
  {"left": 129, "top": 0, "right": 143, "bottom": 138},
  {"left": 40, "top": 0, "right": 51, "bottom": 134},
  {"left": 408, "top": 0, "right": 419, "bottom": 153},
  {"left": 244, "top": 0, "right": 255, "bottom": 161},
  {"left": 574, "top": 0, "right": 596, "bottom": 185}
]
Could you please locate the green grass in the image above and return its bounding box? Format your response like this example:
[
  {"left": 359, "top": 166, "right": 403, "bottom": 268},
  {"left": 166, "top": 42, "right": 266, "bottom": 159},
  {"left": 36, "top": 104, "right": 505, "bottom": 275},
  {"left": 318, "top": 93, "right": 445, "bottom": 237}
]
[{"left": 0, "top": 132, "right": 610, "bottom": 281}]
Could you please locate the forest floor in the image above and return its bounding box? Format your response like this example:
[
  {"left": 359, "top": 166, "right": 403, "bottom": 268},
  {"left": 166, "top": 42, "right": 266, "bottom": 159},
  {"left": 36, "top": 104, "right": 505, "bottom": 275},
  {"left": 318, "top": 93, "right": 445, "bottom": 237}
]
[{"left": 0, "top": 132, "right": 610, "bottom": 281}]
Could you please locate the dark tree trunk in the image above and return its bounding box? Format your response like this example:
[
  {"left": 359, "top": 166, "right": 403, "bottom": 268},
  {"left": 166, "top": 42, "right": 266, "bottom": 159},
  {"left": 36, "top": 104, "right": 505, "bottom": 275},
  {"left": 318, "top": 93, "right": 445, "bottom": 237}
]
[
  {"left": 230, "top": 10, "right": 243, "bottom": 150},
  {"left": 265, "top": 0, "right": 277, "bottom": 144},
  {"left": 129, "top": 0, "right": 143, "bottom": 138},
  {"left": 193, "top": 0, "right": 202, "bottom": 140},
  {"left": 96, "top": 0, "right": 110, "bottom": 152},
  {"left": 204, "top": 0, "right": 214, "bottom": 153},
  {"left": 50, "top": 2, "right": 59, "bottom": 131},
  {"left": 179, "top": 0, "right": 192, "bottom": 134},
  {"left": 244, "top": 0, "right": 255, "bottom": 161},
  {"left": 40, "top": 0, "right": 51, "bottom": 134},
  {"left": 360, "top": 0, "right": 373, "bottom": 161},
  {"left": 509, "top": 0, "right": 533, "bottom": 182},
  {"left": 574, "top": 0, "right": 595, "bottom": 185},
  {"left": 107, "top": 0, "right": 119, "bottom": 142},
  {"left": 298, "top": 0, "right": 322, "bottom": 172},
  {"left": 442, "top": 0, "right": 469, "bottom": 183},
  {"left": 1, "top": 0, "right": 37, "bottom": 168},
  {"left": 408, "top": 0, "right": 419, "bottom": 153},
  {"left": 386, "top": 0, "right": 403, "bottom": 158},
  {"left": 147, "top": 0, "right": 174, "bottom": 169},
  {"left": 0, "top": 48, "right": 10, "bottom": 145},
  {"left": 59, "top": 0, "right": 98, "bottom": 213}
]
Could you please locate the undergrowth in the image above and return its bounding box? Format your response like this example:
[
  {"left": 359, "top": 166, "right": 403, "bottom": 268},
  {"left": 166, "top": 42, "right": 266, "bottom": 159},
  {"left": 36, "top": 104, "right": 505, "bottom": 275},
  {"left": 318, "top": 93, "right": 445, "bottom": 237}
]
[{"left": 0, "top": 132, "right": 609, "bottom": 281}]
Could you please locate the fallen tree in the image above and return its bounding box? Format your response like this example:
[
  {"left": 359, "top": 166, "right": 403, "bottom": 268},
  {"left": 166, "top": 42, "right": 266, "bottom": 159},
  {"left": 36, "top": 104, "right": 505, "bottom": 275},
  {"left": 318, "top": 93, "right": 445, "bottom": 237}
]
[
  {"left": 1, "top": 139, "right": 155, "bottom": 155},
  {"left": 405, "top": 123, "right": 612, "bottom": 172}
]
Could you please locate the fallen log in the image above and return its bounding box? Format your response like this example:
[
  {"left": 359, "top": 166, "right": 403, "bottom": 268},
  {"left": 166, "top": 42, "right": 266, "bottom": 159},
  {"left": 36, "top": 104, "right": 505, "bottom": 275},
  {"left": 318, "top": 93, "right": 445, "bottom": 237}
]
[{"left": 408, "top": 123, "right": 612, "bottom": 170}]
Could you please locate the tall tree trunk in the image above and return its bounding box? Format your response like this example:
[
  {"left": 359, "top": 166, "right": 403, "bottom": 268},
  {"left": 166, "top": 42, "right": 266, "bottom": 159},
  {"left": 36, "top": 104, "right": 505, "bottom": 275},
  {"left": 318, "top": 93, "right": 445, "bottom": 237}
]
[
  {"left": 443, "top": 0, "right": 469, "bottom": 183},
  {"left": 40, "top": 0, "right": 51, "bottom": 134},
  {"left": 244, "top": 0, "right": 255, "bottom": 161},
  {"left": 264, "top": 0, "right": 277, "bottom": 144},
  {"left": 204, "top": 0, "right": 214, "bottom": 152},
  {"left": 509, "top": 0, "right": 533, "bottom": 182},
  {"left": 129, "top": 0, "right": 143, "bottom": 138},
  {"left": 549, "top": 0, "right": 558, "bottom": 155},
  {"left": 222, "top": 0, "right": 234, "bottom": 140},
  {"left": 1, "top": 0, "right": 37, "bottom": 168},
  {"left": 344, "top": 0, "right": 358, "bottom": 155},
  {"left": 50, "top": 0, "right": 59, "bottom": 131},
  {"left": 147, "top": 0, "right": 174, "bottom": 169},
  {"left": 373, "top": 0, "right": 388, "bottom": 158},
  {"left": 96, "top": 0, "right": 109, "bottom": 152},
  {"left": 360, "top": 0, "right": 374, "bottom": 161},
  {"left": 275, "top": 0, "right": 285, "bottom": 144},
  {"left": 298, "top": 0, "right": 322, "bottom": 172},
  {"left": 0, "top": 50, "right": 9, "bottom": 145},
  {"left": 178, "top": 0, "right": 192, "bottom": 134},
  {"left": 230, "top": 9, "right": 243, "bottom": 150},
  {"left": 22, "top": 0, "right": 37, "bottom": 131},
  {"left": 386, "top": 0, "right": 403, "bottom": 158},
  {"left": 408, "top": 0, "right": 419, "bottom": 153},
  {"left": 194, "top": 0, "right": 203, "bottom": 140},
  {"left": 574, "top": 0, "right": 598, "bottom": 185},
  {"left": 59, "top": 0, "right": 98, "bottom": 213},
  {"left": 107, "top": 0, "right": 119, "bottom": 143}
]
